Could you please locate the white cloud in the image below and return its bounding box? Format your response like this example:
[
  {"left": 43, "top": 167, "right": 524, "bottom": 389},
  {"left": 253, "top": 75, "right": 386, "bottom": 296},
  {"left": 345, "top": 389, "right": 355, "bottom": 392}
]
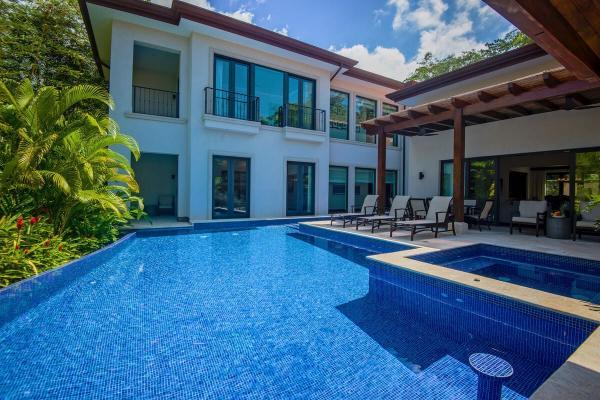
[
  {"left": 330, "top": 44, "right": 418, "bottom": 81},
  {"left": 222, "top": 7, "right": 255, "bottom": 23},
  {"left": 387, "top": 0, "right": 411, "bottom": 30},
  {"left": 180, "top": 0, "right": 215, "bottom": 10},
  {"left": 416, "top": 12, "right": 484, "bottom": 59},
  {"left": 273, "top": 25, "right": 289, "bottom": 36}
]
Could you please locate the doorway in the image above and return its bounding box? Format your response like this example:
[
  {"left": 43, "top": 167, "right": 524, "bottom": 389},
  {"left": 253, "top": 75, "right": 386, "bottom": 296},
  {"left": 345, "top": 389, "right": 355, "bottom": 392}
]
[
  {"left": 287, "top": 162, "right": 315, "bottom": 216},
  {"left": 212, "top": 156, "right": 250, "bottom": 219},
  {"left": 132, "top": 153, "right": 178, "bottom": 217}
]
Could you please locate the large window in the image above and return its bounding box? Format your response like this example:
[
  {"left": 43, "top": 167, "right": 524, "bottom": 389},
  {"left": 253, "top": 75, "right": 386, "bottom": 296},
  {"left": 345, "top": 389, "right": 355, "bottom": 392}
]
[
  {"left": 254, "top": 65, "right": 284, "bottom": 126},
  {"left": 383, "top": 103, "right": 399, "bottom": 147},
  {"left": 287, "top": 162, "right": 315, "bottom": 216},
  {"left": 385, "top": 170, "right": 397, "bottom": 208},
  {"left": 329, "top": 166, "right": 348, "bottom": 213},
  {"left": 330, "top": 90, "right": 349, "bottom": 140},
  {"left": 355, "top": 96, "right": 377, "bottom": 144},
  {"left": 355, "top": 168, "right": 375, "bottom": 209},
  {"left": 214, "top": 56, "right": 250, "bottom": 120},
  {"left": 287, "top": 76, "right": 316, "bottom": 130},
  {"left": 467, "top": 159, "right": 496, "bottom": 202},
  {"left": 212, "top": 156, "right": 250, "bottom": 219}
]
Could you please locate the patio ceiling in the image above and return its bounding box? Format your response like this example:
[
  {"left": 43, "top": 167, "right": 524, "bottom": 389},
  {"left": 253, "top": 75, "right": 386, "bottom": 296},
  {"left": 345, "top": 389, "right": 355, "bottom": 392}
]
[{"left": 362, "top": 67, "right": 600, "bottom": 137}]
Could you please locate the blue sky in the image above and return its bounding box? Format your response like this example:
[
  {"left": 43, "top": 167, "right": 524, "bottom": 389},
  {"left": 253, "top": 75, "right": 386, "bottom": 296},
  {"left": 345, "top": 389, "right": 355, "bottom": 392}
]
[{"left": 184, "top": 0, "right": 514, "bottom": 80}]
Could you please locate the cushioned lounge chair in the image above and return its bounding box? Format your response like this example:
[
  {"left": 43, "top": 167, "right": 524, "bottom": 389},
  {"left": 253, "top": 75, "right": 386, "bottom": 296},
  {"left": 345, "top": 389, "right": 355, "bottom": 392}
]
[
  {"left": 330, "top": 194, "right": 379, "bottom": 228},
  {"left": 390, "top": 196, "right": 455, "bottom": 240},
  {"left": 510, "top": 200, "right": 548, "bottom": 237},
  {"left": 409, "top": 198, "right": 427, "bottom": 219},
  {"left": 355, "top": 195, "right": 410, "bottom": 233}
]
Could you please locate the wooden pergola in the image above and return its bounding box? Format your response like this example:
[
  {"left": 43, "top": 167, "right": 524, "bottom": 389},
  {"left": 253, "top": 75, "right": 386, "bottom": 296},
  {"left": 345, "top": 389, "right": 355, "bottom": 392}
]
[{"left": 362, "top": 67, "right": 600, "bottom": 221}]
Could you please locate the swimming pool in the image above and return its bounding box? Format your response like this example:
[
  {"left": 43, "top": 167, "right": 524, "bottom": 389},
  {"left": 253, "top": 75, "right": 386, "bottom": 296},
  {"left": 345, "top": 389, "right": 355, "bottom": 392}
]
[
  {"left": 410, "top": 243, "right": 600, "bottom": 303},
  {"left": 0, "top": 225, "right": 596, "bottom": 399}
]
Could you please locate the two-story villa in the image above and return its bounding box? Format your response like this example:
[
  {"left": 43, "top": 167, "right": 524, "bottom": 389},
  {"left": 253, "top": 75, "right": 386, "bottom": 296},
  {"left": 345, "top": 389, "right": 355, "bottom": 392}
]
[{"left": 80, "top": 0, "right": 409, "bottom": 222}]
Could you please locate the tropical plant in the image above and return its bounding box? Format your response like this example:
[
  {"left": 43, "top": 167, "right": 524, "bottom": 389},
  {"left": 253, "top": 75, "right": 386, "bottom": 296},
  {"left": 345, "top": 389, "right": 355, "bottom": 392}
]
[
  {"left": 406, "top": 30, "right": 532, "bottom": 82},
  {"left": 0, "top": 79, "right": 145, "bottom": 286},
  {"left": 0, "top": 79, "right": 142, "bottom": 234}
]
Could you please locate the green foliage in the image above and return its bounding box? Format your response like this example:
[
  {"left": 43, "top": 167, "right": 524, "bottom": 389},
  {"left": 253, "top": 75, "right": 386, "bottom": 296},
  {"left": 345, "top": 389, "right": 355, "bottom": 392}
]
[
  {"left": 0, "top": 0, "right": 102, "bottom": 88},
  {"left": 0, "top": 79, "right": 146, "bottom": 287},
  {"left": 406, "top": 30, "right": 532, "bottom": 82}
]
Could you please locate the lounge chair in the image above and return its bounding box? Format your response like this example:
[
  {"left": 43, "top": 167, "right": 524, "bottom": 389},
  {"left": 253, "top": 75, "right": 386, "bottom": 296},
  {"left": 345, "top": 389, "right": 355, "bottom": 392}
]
[
  {"left": 330, "top": 194, "right": 379, "bottom": 228},
  {"left": 409, "top": 198, "right": 427, "bottom": 219},
  {"left": 576, "top": 201, "right": 600, "bottom": 239},
  {"left": 464, "top": 199, "right": 477, "bottom": 216},
  {"left": 510, "top": 200, "right": 548, "bottom": 237},
  {"left": 465, "top": 199, "right": 494, "bottom": 231},
  {"left": 390, "top": 196, "right": 455, "bottom": 240},
  {"left": 355, "top": 195, "right": 410, "bottom": 233}
]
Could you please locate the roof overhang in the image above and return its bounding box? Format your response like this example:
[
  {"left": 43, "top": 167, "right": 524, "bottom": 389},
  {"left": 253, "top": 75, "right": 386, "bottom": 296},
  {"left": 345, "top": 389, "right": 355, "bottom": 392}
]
[
  {"left": 386, "top": 44, "right": 547, "bottom": 102},
  {"left": 79, "top": 0, "right": 359, "bottom": 80},
  {"left": 363, "top": 67, "right": 600, "bottom": 137}
]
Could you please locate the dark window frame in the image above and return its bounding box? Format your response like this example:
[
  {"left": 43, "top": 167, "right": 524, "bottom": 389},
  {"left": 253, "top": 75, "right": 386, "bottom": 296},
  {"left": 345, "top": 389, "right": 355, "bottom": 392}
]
[
  {"left": 328, "top": 165, "right": 349, "bottom": 213},
  {"left": 329, "top": 89, "right": 350, "bottom": 140},
  {"left": 355, "top": 95, "right": 378, "bottom": 144},
  {"left": 212, "top": 155, "right": 251, "bottom": 219}
]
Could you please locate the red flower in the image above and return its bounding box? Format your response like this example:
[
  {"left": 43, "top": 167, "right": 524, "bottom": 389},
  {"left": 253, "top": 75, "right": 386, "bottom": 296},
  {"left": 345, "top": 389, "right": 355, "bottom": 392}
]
[
  {"left": 58, "top": 244, "right": 63, "bottom": 252},
  {"left": 30, "top": 216, "right": 38, "bottom": 225},
  {"left": 16, "top": 216, "right": 24, "bottom": 230},
  {"left": 43, "top": 239, "right": 50, "bottom": 247},
  {"left": 23, "top": 249, "right": 29, "bottom": 255},
  {"left": 15, "top": 243, "right": 19, "bottom": 250}
]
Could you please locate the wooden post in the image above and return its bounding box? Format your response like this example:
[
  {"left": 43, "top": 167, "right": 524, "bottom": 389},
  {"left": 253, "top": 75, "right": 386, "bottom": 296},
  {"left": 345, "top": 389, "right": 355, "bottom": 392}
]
[
  {"left": 453, "top": 107, "right": 465, "bottom": 222},
  {"left": 377, "top": 129, "right": 386, "bottom": 214}
]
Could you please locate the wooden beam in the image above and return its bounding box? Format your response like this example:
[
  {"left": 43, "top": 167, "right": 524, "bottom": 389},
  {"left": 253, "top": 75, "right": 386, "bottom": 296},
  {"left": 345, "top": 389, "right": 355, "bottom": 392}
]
[
  {"left": 465, "top": 115, "right": 492, "bottom": 125},
  {"left": 507, "top": 105, "right": 532, "bottom": 115},
  {"left": 407, "top": 109, "right": 427, "bottom": 119},
  {"left": 536, "top": 99, "right": 560, "bottom": 111},
  {"left": 508, "top": 82, "right": 527, "bottom": 95},
  {"left": 390, "top": 114, "right": 408, "bottom": 123},
  {"left": 451, "top": 98, "right": 470, "bottom": 108},
  {"left": 427, "top": 104, "right": 448, "bottom": 114},
  {"left": 453, "top": 108, "right": 465, "bottom": 223},
  {"left": 478, "top": 91, "right": 497, "bottom": 102},
  {"left": 543, "top": 72, "right": 560, "bottom": 88},
  {"left": 376, "top": 129, "right": 386, "bottom": 214},
  {"left": 379, "top": 78, "right": 600, "bottom": 133},
  {"left": 482, "top": 110, "right": 508, "bottom": 120},
  {"left": 565, "top": 93, "right": 591, "bottom": 109},
  {"left": 483, "top": 0, "right": 600, "bottom": 82}
]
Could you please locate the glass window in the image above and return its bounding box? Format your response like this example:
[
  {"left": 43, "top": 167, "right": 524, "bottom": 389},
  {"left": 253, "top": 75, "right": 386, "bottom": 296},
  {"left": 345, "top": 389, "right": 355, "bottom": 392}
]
[
  {"left": 355, "top": 96, "right": 377, "bottom": 144},
  {"left": 385, "top": 170, "right": 397, "bottom": 208},
  {"left": 355, "top": 168, "right": 375, "bottom": 209},
  {"left": 214, "top": 56, "right": 249, "bottom": 120},
  {"left": 329, "top": 166, "right": 348, "bottom": 213},
  {"left": 287, "top": 76, "right": 315, "bottom": 130},
  {"left": 254, "top": 65, "right": 284, "bottom": 126},
  {"left": 330, "top": 90, "right": 349, "bottom": 140},
  {"left": 287, "top": 162, "right": 315, "bottom": 216},
  {"left": 467, "top": 159, "right": 496, "bottom": 203},
  {"left": 441, "top": 161, "right": 453, "bottom": 196},
  {"left": 383, "top": 103, "right": 399, "bottom": 147}
]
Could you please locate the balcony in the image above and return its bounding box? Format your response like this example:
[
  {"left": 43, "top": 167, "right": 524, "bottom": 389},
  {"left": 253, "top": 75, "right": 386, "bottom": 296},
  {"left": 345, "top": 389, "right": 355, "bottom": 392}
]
[
  {"left": 280, "top": 103, "right": 327, "bottom": 142},
  {"left": 204, "top": 87, "right": 260, "bottom": 122},
  {"left": 132, "top": 86, "right": 179, "bottom": 118}
]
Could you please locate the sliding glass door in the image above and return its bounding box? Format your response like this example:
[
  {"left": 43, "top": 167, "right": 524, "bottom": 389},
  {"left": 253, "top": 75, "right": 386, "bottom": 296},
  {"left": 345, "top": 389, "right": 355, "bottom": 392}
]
[
  {"left": 287, "top": 162, "right": 315, "bottom": 216},
  {"left": 288, "top": 76, "right": 315, "bottom": 130},
  {"left": 214, "top": 56, "right": 250, "bottom": 120},
  {"left": 212, "top": 156, "right": 250, "bottom": 219},
  {"left": 467, "top": 159, "right": 497, "bottom": 203},
  {"left": 575, "top": 150, "right": 600, "bottom": 211}
]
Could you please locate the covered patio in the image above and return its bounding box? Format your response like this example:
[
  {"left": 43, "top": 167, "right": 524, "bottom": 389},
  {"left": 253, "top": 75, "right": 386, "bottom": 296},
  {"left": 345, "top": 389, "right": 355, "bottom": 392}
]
[{"left": 362, "top": 66, "right": 600, "bottom": 238}]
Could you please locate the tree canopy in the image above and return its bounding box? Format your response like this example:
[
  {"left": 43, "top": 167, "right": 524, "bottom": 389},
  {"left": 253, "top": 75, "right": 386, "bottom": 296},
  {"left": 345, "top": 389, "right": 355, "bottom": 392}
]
[
  {"left": 0, "top": 0, "right": 102, "bottom": 88},
  {"left": 406, "top": 30, "right": 532, "bottom": 82}
]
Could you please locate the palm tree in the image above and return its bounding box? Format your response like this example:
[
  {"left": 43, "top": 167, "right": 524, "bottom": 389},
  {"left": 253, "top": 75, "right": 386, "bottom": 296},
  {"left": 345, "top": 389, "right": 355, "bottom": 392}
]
[{"left": 0, "top": 79, "right": 142, "bottom": 233}]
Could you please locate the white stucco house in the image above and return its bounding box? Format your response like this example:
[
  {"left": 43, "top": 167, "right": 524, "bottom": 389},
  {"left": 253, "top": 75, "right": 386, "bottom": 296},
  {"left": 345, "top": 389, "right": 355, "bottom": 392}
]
[{"left": 80, "top": 0, "right": 599, "bottom": 229}]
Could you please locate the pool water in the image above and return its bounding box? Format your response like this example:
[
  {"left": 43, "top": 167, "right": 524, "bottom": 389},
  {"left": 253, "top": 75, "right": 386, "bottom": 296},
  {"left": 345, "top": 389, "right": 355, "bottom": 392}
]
[
  {"left": 411, "top": 244, "right": 600, "bottom": 303},
  {"left": 0, "top": 226, "right": 592, "bottom": 399}
]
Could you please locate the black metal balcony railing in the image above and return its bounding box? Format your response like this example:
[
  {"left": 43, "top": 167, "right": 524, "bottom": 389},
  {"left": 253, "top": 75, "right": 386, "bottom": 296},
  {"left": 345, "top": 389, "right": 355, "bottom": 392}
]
[
  {"left": 281, "top": 103, "right": 326, "bottom": 132},
  {"left": 204, "top": 87, "right": 260, "bottom": 122},
  {"left": 132, "top": 86, "right": 179, "bottom": 118}
]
